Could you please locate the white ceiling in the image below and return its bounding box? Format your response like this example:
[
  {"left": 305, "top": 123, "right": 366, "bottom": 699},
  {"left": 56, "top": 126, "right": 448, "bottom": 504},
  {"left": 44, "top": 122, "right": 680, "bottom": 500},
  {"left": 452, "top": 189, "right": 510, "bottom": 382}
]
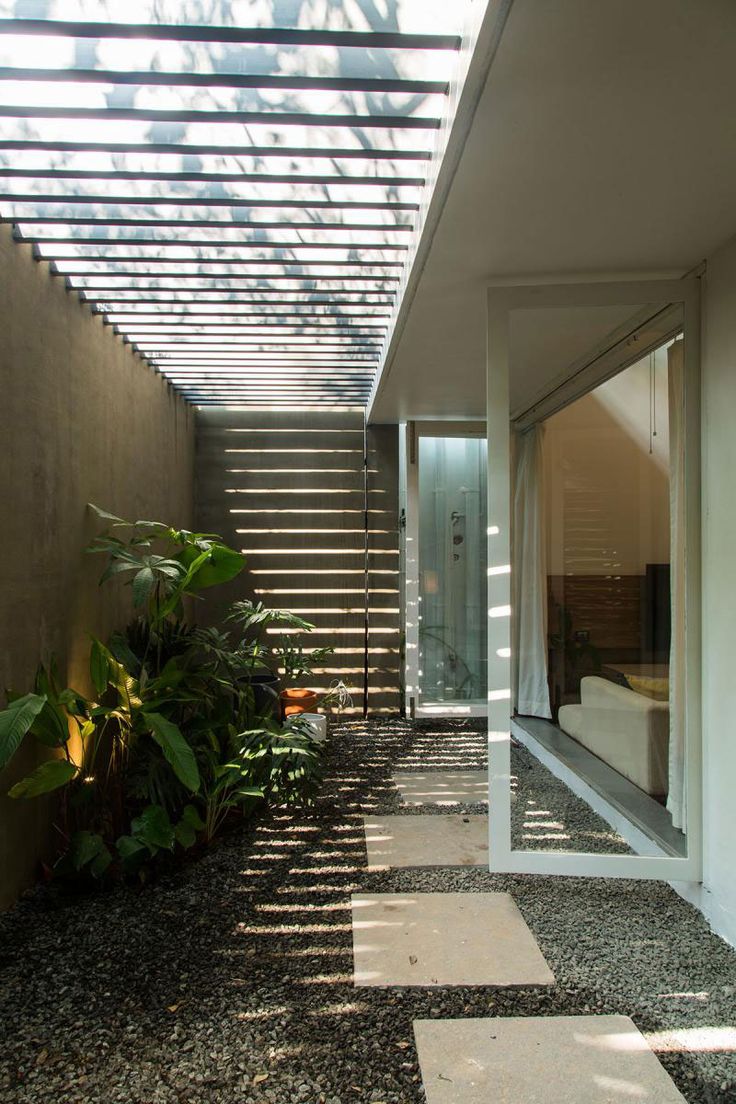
[{"left": 370, "top": 0, "right": 736, "bottom": 422}]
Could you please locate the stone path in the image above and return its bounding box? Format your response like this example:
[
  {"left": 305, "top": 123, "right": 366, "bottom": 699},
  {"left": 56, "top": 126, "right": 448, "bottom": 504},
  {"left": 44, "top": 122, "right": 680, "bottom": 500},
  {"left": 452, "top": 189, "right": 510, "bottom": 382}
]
[{"left": 0, "top": 718, "right": 733, "bottom": 1103}]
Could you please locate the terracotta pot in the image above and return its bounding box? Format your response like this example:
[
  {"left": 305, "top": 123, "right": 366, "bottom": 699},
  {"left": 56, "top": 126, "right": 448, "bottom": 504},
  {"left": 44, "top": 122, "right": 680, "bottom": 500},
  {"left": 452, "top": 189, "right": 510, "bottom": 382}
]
[{"left": 280, "top": 687, "right": 319, "bottom": 719}]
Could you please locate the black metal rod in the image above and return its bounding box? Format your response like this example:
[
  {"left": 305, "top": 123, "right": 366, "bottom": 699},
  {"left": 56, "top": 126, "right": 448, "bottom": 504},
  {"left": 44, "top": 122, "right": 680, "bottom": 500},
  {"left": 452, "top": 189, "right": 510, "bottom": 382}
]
[
  {"left": 0, "top": 106, "right": 440, "bottom": 129},
  {"left": 81, "top": 291, "right": 395, "bottom": 301},
  {"left": 22, "top": 233, "right": 409, "bottom": 250},
  {"left": 0, "top": 67, "right": 448, "bottom": 95},
  {"left": 0, "top": 140, "right": 431, "bottom": 161},
  {"left": 1, "top": 167, "right": 425, "bottom": 185},
  {"left": 131, "top": 340, "right": 383, "bottom": 346},
  {"left": 104, "top": 316, "right": 389, "bottom": 326},
  {"left": 57, "top": 270, "right": 401, "bottom": 281},
  {"left": 0, "top": 192, "right": 419, "bottom": 211},
  {"left": 99, "top": 310, "right": 391, "bottom": 319},
  {"left": 48, "top": 256, "right": 403, "bottom": 267},
  {"left": 10, "top": 215, "right": 414, "bottom": 231},
  {"left": 0, "top": 20, "right": 461, "bottom": 50}
]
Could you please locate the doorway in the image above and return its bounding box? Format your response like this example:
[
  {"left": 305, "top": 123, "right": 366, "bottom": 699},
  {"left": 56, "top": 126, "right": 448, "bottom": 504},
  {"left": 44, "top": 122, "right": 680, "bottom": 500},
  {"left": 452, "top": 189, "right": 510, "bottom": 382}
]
[{"left": 401, "top": 421, "right": 487, "bottom": 718}]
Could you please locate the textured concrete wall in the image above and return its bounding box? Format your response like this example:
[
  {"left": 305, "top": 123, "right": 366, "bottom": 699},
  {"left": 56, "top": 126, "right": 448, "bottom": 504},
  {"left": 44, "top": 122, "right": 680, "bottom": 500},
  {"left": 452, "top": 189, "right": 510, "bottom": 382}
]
[
  {"left": 195, "top": 408, "right": 400, "bottom": 714},
  {"left": 0, "top": 224, "right": 195, "bottom": 908}
]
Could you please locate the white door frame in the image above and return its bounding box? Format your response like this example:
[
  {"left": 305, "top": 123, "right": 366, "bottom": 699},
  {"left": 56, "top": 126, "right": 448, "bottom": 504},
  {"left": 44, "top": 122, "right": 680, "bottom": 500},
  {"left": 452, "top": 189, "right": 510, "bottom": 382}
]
[
  {"left": 486, "top": 278, "right": 702, "bottom": 881},
  {"left": 401, "top": 420, "right": 487, "bottom": 718}
]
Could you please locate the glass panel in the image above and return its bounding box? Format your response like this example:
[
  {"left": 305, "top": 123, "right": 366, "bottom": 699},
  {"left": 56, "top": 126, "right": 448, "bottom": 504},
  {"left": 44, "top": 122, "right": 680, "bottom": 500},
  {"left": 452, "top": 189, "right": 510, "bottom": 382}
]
[
  {"left": 417, "top": 436, "right": 487, "bottom": 709},
  {"left": 510, "top": 319, "right": 688, "bottom": 860}
]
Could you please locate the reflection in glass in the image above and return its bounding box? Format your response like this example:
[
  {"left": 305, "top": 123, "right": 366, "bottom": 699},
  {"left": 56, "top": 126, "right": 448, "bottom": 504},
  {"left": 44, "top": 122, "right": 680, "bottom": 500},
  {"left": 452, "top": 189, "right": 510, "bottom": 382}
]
[{"left": 418, "top": 436, "right": 487, "bottom": 708}]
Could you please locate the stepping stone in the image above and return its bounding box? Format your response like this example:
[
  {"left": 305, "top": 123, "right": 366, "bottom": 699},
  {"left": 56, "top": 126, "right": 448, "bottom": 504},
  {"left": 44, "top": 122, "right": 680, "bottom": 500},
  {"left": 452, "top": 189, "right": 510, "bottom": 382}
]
[
  {"left": 393, "top": 770, "right": 488, "bottom": 806},
  {"left": 363, "top": 815, "right": 488, "bottom": 870},
  {"left": 352, "top": 892, "right": 554, "bottom": 987},
  {"left": 413, "top": 1015, "right": 687, "bottom": 1102}
]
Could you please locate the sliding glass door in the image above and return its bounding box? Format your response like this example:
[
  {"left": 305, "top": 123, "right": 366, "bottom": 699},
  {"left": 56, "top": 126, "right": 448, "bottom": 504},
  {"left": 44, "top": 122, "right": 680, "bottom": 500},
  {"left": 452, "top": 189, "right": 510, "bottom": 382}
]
[{"left": 486, "top": 278, "right": 702, "bottom": 882}]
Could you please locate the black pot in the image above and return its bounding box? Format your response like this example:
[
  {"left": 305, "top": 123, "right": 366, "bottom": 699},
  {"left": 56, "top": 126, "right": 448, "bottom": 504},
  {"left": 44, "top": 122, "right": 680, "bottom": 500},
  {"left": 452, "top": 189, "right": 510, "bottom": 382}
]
[{"left": 246, "top": 670, "right": 281, "bottom": 715}]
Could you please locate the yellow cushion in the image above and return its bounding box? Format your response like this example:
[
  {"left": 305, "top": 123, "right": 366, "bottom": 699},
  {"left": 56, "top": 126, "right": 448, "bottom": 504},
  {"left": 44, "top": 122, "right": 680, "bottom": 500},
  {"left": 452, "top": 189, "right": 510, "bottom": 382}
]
[{"left": 625, "top": 674, "right": 669, "bottom": 701}]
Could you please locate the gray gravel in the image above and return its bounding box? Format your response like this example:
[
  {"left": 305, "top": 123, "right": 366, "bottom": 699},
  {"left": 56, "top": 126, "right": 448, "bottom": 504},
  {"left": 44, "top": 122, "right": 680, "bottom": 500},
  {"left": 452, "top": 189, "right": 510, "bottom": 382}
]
[
  {"left": 0, "top": 717, "right": 734, "bottom": 1104},
  {"left": 386, "top": 719, "right": 630, "bottom": 853}
]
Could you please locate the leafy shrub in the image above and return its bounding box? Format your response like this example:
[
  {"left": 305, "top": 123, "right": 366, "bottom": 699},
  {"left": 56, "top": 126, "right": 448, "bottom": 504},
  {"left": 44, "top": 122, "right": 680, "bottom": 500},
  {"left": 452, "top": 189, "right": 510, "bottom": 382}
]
[{"left": 0, "top": 507, "right": 327, "bottom": 887}]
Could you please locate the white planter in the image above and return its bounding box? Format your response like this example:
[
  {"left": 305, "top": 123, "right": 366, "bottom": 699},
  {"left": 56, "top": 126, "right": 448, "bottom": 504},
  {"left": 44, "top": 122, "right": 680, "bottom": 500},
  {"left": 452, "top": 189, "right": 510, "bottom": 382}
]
[{"left": 295, "top": 713, "right": 328, "bottom": 743}]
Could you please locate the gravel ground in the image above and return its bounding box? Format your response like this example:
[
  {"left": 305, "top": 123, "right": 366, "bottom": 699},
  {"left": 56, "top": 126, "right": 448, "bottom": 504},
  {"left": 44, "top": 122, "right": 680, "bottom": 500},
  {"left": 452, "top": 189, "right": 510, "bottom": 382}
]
[
  {"left": 0, "top": 718, "right": 734, "bottom": 1104},
  {"left": 386, "top": 719, "right": 630, "bottom": 853}
]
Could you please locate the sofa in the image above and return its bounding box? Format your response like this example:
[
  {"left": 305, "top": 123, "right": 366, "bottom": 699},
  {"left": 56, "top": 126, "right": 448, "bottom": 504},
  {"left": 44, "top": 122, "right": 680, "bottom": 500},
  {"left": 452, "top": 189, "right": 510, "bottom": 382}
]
[{"left": 557, "top": 675, "right": 669, "bottom": 797}]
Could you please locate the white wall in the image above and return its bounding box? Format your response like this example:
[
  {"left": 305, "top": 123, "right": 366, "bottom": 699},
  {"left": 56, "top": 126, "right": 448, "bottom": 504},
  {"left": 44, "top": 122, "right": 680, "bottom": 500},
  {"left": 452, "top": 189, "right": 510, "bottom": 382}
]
[
  {"left": 543, "top": 353, "right": 671, "bottom": 576},
  {"left": 696, "top": 232, "right": 736, "bottom": 946}
]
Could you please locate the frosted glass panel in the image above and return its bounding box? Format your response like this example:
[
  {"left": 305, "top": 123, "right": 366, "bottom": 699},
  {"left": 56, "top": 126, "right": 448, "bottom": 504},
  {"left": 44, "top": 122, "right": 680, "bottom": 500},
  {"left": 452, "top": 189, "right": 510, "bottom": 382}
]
[{"left": 418, "top": 436, "right": 487, "bottom": 705}]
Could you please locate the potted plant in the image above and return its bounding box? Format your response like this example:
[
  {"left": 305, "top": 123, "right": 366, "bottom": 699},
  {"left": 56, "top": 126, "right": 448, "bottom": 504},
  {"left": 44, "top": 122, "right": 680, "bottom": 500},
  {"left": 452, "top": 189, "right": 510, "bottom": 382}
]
[
  {"left": 275, "top": 636, "right": 335, "bottom": 717},
  {"left": 225, "top": 601, "right": 314, "bottom": 716}
]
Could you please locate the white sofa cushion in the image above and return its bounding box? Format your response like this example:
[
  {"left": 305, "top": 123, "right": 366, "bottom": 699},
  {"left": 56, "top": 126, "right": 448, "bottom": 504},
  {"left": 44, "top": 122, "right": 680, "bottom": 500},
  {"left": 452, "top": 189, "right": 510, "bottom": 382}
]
[{"left": 558, "top": 676, "right": 669, "bottom": 797}]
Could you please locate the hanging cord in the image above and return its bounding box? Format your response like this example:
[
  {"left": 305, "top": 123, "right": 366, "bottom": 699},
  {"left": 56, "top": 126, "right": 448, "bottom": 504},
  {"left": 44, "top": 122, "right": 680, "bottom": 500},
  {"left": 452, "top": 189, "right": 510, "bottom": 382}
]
[{"left": 649, "top": 349, "right": 658, "bottom": 454}]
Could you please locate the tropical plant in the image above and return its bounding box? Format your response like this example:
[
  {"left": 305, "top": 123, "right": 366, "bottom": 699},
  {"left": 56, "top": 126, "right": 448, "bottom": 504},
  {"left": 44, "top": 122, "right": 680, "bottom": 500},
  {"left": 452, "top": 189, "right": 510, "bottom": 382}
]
[
  {"left": 273, "top": 637, "right": 334, "bottom": 684},
  {"left": 0, "top": 510, "right": 330, "bottom": 887},
  {"left": 86, "top": 504, "right": 245, "bottom": 629}
]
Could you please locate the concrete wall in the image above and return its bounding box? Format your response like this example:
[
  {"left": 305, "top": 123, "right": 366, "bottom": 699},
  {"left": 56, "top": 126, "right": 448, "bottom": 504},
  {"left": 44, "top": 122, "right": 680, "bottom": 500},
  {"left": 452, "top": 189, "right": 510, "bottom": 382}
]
[
  {"left": 195, "top": 408, "right": 400, "bottom": 714},
  {"left": 0, "top": 224, "right": 195, "bottom": 909},
  {"left": 694, "top": 231, "right": 736, "bottom": 946}
]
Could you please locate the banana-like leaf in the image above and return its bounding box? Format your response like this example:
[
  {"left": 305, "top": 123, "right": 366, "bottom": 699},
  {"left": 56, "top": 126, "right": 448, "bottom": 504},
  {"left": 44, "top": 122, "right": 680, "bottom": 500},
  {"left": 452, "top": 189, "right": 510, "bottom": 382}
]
[
  {"left": 8, "top": 758, "right": 77, "bottom": 798},
  {"left": 29, "top": 698, "right": 70, "bottom": 748},
  {"left": 89, "top": 639, "right": 109, "bottom": 696},
  {"left": 142, "top": 711, "right": 200, "bottom": 793},
  {"left": 0, "top": 693, "right": 48, "bottom": 771}
]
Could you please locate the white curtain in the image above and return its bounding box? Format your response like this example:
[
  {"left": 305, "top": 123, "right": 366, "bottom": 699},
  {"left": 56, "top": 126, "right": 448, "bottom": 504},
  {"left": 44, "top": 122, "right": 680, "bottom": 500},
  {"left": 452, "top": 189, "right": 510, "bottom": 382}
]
[
  {"left": 667, "top": 340, "right": 687, "bottom": 832},
  {"left": 512, "top": 425, "right": 552, "bottom": 718}
]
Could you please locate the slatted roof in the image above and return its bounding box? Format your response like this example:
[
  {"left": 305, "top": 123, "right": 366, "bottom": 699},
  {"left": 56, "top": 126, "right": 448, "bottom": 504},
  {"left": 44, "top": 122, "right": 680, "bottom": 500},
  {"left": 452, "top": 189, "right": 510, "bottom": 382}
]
[{"left": 0, "top": 1, "right": 470, "bottom": 407}]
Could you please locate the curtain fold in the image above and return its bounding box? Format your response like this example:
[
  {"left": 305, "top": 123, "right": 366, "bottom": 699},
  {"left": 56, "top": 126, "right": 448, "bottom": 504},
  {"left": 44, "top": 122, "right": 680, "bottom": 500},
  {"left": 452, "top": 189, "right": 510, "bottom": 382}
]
[
  {"left": 667, "top": 339, "right": 687, "bottom": 832},
  {"left": 512, "top": 425, "right": 552, "bottom": 718}
]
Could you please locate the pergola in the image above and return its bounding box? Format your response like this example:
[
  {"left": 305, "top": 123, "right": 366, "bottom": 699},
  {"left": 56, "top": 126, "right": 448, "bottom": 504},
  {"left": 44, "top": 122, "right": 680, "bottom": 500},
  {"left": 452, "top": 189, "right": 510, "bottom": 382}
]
[{"left": 0, "top": 4, "right": 465, "bottom": 406}]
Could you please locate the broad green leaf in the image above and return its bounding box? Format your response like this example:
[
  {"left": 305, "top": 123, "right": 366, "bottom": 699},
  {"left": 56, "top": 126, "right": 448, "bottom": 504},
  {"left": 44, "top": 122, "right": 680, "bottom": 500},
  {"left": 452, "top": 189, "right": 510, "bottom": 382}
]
[
  {"left": 142, "top": 712, "right": 200, "bottom": 793},
  {"left": 8, "top": 757, "right": 77, "bottom": 798},
  {"left": 174, "top": 803, "right": 205, "bottom": 849},
  {"left": 132, "top": 566, "right": 156, "bottom": 608},
  {"left": 0, "top": 693, "right": 47, "bottom": 771},
  {"left": 116, "top": 834, "right": 149, "bottom": 872},
  {"left": 99, "top": 559, "right": 140, "bottom": 584},
  {"left": 29, "top": 699, "right": 70, "bottom": 748},
  {"left": 80, "top": 719, "right": 96, "bottom": 740},
  {"left": 67, "top": 830, "right": 111, "bottom": 875},
  {"left": 87, "top": 502, "right": 127, "bottom": 524},
  {"left": 90, "top": 638, "right": 134, "bottom": 701},
  {"left": 186, "top": 543, "right": 245, "bottom": 591},
  {"left": 89, "top": 638, "right": 109, "bottom": 696},
  {"left": 57, "top": 689, "right": 88, "bottom": 718},
  {"left": 131, "top": 804, "right": 175, "bottom": 853}
]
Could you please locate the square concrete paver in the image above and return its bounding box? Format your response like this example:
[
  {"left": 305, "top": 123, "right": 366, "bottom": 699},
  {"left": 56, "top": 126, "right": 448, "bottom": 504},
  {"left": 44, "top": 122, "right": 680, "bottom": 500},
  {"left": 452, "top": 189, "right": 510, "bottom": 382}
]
[
  {"left": 352, "top": 892, "right": 554, "bottom": 987},
  {"left": 393, "top": 771, "right": 488, "bottom": 806},
  {"left": 413, "top": 1016, "right": 687, "bottom": 1103},
  {"left": 363, "top": 815, "right": 488, "bottom": 870}
]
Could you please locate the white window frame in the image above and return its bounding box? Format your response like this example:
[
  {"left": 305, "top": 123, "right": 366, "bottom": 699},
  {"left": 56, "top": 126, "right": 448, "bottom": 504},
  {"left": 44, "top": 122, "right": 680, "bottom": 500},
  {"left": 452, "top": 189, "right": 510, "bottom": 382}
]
[{"left": 486, "top": 278, "right": 702, "bottom": 881}]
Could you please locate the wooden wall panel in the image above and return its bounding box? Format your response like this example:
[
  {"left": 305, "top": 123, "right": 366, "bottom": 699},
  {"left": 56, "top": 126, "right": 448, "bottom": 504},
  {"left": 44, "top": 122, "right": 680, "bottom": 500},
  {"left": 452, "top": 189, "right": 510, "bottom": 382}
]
[{"left": 195, "top": 409, "right": 400, "bottom": 715}]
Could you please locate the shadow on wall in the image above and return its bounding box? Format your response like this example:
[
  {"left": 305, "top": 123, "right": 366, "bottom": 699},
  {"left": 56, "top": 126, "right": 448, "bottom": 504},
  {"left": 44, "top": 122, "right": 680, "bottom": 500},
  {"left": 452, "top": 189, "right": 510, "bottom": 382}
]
[{"left": 193, "top": 408, "right": 401, "bottom": 715}]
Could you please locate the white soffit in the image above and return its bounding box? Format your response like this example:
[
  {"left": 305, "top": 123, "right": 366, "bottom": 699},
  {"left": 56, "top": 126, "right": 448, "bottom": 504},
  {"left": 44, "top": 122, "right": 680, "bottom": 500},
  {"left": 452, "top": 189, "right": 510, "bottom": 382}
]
[{"left": 369, "top": 0, "right": 736, "bottom": 422}]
